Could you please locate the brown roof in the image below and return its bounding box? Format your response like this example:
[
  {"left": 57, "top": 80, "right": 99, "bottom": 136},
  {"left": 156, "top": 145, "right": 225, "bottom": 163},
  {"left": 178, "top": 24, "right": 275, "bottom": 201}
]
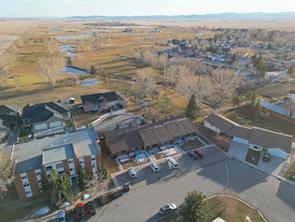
[
  {"left": 105, "top": 117, "right": 196, "bottom": 154},
  {"left": 105, "top": 128, "right": 143, "bottom": 154},
  {"left": 205, "top": 113, "right": 293, "bottom": 153}
]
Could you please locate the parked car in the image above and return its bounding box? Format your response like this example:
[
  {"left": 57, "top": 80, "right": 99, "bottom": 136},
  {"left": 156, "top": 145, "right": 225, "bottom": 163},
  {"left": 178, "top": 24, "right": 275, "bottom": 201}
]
[
  {"left": 122, "top": 183, "right": 130, "bottom": 192},
  {"left": 263, "top": 152, "right": 271, "bottom": 162},
  {"left": 82, "top": 193, "right": 90, "bottom": 201},
  {"left": 193, "top": 149, "right": 204, "bottom": 159},
  {"left": 75, "top": 202, "right": 86, "bottom": 220},
  {"left": 128, "top": 168, "right": 137, "bottom": 178},
  {"left": 166, "top": 157, "right": 179, "bottom": 169},
  {"left": 57, "top": 210, "right": 66, "bottom": 222},
  {"left": 150, "top": 163, "right": 160, "bottom": 172},
  {"left": 84, "top": 202, "right": 96, "bottom": 216},
  {"left": 159, "top": 203, "right": 177, "bottom": 216},
  {"left": 187, "top": 151, "right": 198, "bottom": 159},
  {"left": 59, "top": 201, "right": 70, "bottom": 209}
]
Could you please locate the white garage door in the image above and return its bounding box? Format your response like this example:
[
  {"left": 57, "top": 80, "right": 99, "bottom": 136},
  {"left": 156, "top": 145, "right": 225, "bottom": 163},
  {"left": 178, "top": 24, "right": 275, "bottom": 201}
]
[
  {"left": 34, "top": 123, "right": 48, "bottom": 131},
  {"left": 232, "top": 137, "right": 249, "bottom": 145},
  {"left": 268, "top": 148, "right": 289, "bottom": 159},
  {"left": 49, "top": 121, "right": 62, "bottom": 128}
]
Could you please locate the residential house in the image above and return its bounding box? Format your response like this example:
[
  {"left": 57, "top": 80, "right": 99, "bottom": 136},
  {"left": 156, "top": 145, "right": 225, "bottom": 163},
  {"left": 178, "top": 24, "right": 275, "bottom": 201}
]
[
  {"left": 260, "top": 90, "right": 295, "bottom": 119},
  {"left": 22, "top": 102, "right": 72, "bottom": 138},
  {"left": 204, "top": 113, "right": 294, "bottom": 161},
  {"left": 81, "top": 91, "right": 123, "bottom": 113},
  {"left": 12, "top": 128, "right": 101, "bottom": 200},
  {"left": 0, "top": 105, "right": 18, "bottom": 142},
  {"left": 104, "top": 117, "right": 196, "bottom": 157}
]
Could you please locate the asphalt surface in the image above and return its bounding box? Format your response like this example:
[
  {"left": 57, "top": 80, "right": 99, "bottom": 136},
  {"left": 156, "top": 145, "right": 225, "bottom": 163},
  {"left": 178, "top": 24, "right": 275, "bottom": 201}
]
[{"left": 93, "top": 146, "right": 295, "bottom": 222}]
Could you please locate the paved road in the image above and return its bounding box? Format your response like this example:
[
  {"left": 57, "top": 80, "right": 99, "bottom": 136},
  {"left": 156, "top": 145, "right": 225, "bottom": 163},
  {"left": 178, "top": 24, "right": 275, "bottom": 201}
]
[{"left": 94, "top": 148, "right": 295, "bottom": 222}]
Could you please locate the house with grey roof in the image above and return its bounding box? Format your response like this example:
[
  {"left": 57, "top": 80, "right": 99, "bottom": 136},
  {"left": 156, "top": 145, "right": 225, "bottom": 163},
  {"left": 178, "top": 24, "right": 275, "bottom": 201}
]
[
  {"left": 22, "top": 102, "right": 73, "bottom": 138},
  {"left": 12, "top": 128, "right": 101, "bottom": 200},
  {"left": 204, "top": 113, "right": 294, "bottom": 161},
  {"left": 104, "top": 117, "right": 196, "bottom": 156},
  {"left": 81, "top": 91, "right": 123, "bottom": 113}
]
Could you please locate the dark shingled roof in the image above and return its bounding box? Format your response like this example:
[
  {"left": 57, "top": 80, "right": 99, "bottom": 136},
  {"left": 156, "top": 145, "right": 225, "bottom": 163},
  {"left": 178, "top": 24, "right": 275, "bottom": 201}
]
[
  {"left": 249, "top": 127, "right": 293, "bottom": 153},
  {"left": 105, "top": 117, "right": 196, "bottom": 154},
  {"left": 0, "top": 105, "right": 17, "bottom": 115},
  {"left": 22, "top": 102, "right": 69, "bottom": 123},
  {"left": 81, "top": 91, "right": 119, "bottom": 105},
  {"left": 205, "top": 113, "right": 293, "bottom": 153}
]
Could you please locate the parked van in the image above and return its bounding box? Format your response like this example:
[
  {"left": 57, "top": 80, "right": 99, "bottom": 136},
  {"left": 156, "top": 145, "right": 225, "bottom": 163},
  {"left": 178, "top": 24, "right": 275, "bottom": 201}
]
[{"left": 166, "top": 157, "right": 179, "bottom": 169}]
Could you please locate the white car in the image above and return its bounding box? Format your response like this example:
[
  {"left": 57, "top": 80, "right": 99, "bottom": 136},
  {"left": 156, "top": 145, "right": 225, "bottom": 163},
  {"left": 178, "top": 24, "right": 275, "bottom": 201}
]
[
  {"left": 59, "top": 201, "right": 70, "bottom": 209},
  {"left": 150, "top": 163, "right": 160, "bottom": 173},
  {"left": 159, "top": 203, "right": 177, "bottom": 216},
  {"left": 128, "top": 168, "right": 137, "bottom": 178},
  {"left": 166, "top": 157, "right": 179, "bottom": 169}
]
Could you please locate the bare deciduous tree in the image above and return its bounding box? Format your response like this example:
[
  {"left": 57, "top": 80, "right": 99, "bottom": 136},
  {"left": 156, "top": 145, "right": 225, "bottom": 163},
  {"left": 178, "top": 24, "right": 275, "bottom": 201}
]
[
  {"left": 135, "top": 68, "right": 157, "bottom": 98},
  {"left": 209, "top": 68, "right": 242, "bottom": 103},
  {"left": 37, "top": 56, "right": 63, "bottom": 89},
  {"left": 0, "top": 155, "right": 13, "bottom": 197}
]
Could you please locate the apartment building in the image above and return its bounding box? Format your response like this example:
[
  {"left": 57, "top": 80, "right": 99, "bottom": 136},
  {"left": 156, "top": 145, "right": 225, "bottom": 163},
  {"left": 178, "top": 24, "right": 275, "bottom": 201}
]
[{"left": 12, "top": 128, "right": 101, "bottom": 200}]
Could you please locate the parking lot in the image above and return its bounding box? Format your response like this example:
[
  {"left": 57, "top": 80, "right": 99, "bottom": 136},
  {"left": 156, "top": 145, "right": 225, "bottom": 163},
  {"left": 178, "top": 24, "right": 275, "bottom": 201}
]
[{"left": 113, "top": 145, "right": 228, "bottom": 189}]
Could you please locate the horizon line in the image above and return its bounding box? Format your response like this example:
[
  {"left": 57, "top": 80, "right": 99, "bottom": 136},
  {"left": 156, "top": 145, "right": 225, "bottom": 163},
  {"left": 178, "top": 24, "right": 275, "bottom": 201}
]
[{"left": 1, "top": 11, "right": 295, "bottom": 19}]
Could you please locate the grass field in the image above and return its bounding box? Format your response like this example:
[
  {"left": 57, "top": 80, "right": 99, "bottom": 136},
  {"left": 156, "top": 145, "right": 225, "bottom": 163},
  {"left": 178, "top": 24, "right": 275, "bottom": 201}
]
[
  {"left": 206, "top": 196, "right": 265, "bottom": 222},
  {"left": 159, "top": 195, "right": 265, "bottom": 222},
  {"left": 257, "top": 82, "right": 295, "bottom": 98}
]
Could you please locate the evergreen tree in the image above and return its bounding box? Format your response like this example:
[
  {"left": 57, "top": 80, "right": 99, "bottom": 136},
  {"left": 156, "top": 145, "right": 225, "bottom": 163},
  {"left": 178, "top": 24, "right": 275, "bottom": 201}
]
[
  {"left": 180, "top": 191, "right": 208, "bottom": 222},
  {"left": 48, "top": 170, "right": 59, "bottom": 191},
  {"left": 78, "top": 168, "right": 89, "bottom": 191},
  {"left": 185, "top": 94, "right": 198, "bottom": 121}
]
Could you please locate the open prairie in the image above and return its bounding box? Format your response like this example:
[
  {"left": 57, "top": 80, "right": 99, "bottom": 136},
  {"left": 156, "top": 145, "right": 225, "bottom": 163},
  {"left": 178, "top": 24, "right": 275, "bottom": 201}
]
[{"left": 0, "top": 18, "right": 294, "bottom": 119}]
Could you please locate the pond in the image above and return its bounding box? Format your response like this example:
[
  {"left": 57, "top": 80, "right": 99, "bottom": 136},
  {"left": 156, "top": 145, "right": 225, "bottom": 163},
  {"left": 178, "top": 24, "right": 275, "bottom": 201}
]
[
  {"left": 59, "top": 44, "right": 76, "bottom": 57},
  {"left": 80, "top": 78, "right": 100, "bottom": 86},
  {"left": 62, "top": 66, "right": 88, "bottom": 75},
  {"left": 55, "top": 33, "right": 92, "bottom": 41}
]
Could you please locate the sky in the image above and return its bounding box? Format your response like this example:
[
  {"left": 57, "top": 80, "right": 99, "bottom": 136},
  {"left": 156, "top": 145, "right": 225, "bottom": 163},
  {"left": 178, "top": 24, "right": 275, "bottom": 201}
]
[{"left": 0, "top": 0, "right": 294, "bottom": 18}]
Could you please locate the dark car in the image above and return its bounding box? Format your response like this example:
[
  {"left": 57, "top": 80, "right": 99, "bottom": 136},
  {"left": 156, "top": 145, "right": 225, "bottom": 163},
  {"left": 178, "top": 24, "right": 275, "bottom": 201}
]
[
  {"left": 75, "top": 202, "right": 86, "bottom": 220},
  {"left": 263, "top": 152, "right": 271, "bottom": 162},
  {"left": 193, "top": 149, "right": 204, "bottom": 159},
  {"left": 84, "top": 202, "right": 96, "bottom": 216},
  {"left": 187, "top": 151, "right": 198, "bottom": 159},
  {"left": 188, "top": 150, "right": 204, "bottom": 159}
]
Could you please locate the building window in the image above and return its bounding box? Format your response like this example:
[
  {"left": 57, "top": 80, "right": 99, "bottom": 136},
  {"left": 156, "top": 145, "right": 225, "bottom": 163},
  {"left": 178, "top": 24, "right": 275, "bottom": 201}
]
[
  {"left": 24, "top": 183, "right": 30, "bottom": 187},
  {"left": 56, "top": 163, "right": 64, "bottom": 169},
  {"left": 68, "top": 159, "right": 73, "bottom": 163},
  {"left": 45, "top": 166, "right": 52, "bottom": 171},
  {"left": 91, "top": 157, "right": 96, "bottom": 161},
  {"left": 21, "top": 175, "right": 27, "bottom": 180}
]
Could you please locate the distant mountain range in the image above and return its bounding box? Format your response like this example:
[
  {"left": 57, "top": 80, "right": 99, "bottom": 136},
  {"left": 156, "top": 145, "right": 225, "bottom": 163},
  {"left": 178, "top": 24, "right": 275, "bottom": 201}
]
[{"left": 66, "top": 12, "right": 295, "bottom": 21}]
